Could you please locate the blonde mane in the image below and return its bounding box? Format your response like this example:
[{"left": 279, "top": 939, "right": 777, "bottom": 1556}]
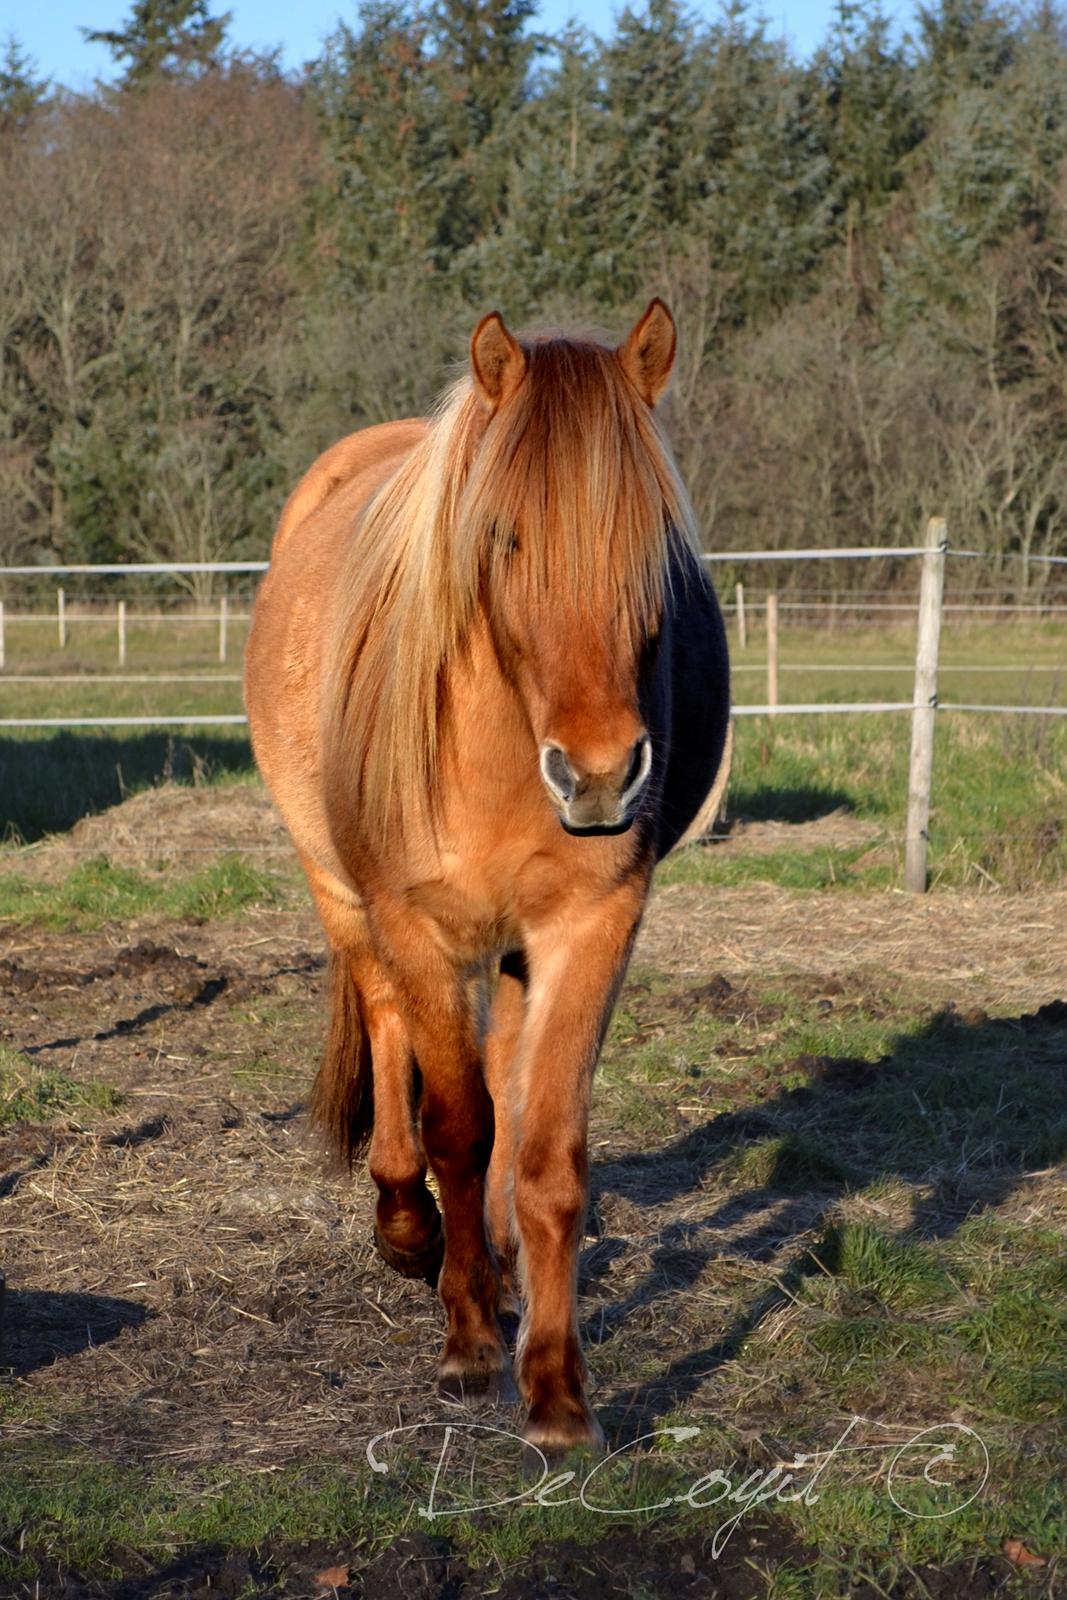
[{"left": 328, "top": 334, "right": 700, "bottom": 842}]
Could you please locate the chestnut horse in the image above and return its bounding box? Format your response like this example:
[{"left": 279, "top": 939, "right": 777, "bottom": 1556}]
[{"left": 244, "top": 301, "right": 730, "bottom": 1450}]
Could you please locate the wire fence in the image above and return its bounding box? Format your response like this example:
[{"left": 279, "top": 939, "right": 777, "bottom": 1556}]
[{"left": 1, "top": 530, "right": 1065, "bottom": 890}]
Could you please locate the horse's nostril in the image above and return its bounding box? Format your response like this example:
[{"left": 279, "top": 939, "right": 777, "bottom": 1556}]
[
  {"left": 623, "top": 735, "right": 652, "bottom": 797},
  {"left": 541, "top": 744, "right": 577, "bottom": 803}
]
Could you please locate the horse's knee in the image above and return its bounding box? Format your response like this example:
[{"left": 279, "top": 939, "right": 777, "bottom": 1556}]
[
  {"left": 513, "top": 1138, "right": 586, "bottom": 1248},
  {"left": 421, "top": 1086, "right": 494, "bottom": 1178}
]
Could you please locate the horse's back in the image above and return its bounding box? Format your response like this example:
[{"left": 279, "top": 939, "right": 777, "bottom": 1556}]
[
  {"left": 270, "top": 420, "right": 428, "bottom": 558},
  {"left": 245, "top": 419, "right": 427, "bottom": 886}
]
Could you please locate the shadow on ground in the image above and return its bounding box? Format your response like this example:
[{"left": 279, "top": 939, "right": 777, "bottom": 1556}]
[
  {"left": 723, "top": 783, "right": 855, "bottom": 824},
  {"left": 0, "top": 732, "right": 254, "bottom": 844},
  {"left": 585, "top": 997, "right": 1067, "bottom": 1434},
  {"left": 2, "top": 1289, "right": 149, "bottom": 1376}
]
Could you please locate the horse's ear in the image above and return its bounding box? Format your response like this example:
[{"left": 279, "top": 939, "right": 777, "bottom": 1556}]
[
  {"left": 617, "top": 298, "right": 676, "bottom": 406},
  {"left": 471, "top": 312, "right": 527, "bottom": 411}
]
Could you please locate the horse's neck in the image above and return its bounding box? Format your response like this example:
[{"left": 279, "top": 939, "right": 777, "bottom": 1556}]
[{"left": 438, "top": 612, "right": 534, "bottom": 803}]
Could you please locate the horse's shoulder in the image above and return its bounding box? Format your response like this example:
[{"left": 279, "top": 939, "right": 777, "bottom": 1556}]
[{"left": 271, "top": 419, "right": 428, "bottom": 556}]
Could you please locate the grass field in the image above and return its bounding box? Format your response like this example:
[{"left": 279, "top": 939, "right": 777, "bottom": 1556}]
[
  {"left": 0, "top": 616, "right": 1064, "bottom": 1597},
  {"left": 3, "top": 616, "right": 1065, "bottom": 887}
]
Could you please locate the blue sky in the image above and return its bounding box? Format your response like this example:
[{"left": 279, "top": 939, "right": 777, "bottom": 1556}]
[{"left": 9, "top": 0, "right": 916, "bottom": 91}]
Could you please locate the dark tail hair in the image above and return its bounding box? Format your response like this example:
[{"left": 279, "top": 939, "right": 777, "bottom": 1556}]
[{"left": 309, "top": 951, "right": 374, "bottom": 1166}]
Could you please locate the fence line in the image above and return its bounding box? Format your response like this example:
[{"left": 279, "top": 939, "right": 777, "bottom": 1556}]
[
  {"left": 3, "top": 664, "right": 1062, "bottom": 685},
  {"left": 9, "top": 601, "right": 1067, "bottom": 619},
  {"left": 7, "top": 702, "right": 1063, "bottom": 728},
  {"left": 731, "top": 664, "right": 1066, "bottom": 673},
  {"left": 0, "top": 674, "right": 244, "bottom": 684},
  {"left": 0, "top": 714, "right": 249, "bottom": 729},
  {"left": 732, "top": 702, "right": 916, "bottom": 716},
  {"left": 701, "top": 545, "right": 931, "bottom": 562},
  {"left": 0, "top": 612, "right": 253, "bottom": 624},
  {"left": 2, "top": 527, "right": 1065, "bottom": 893},
  {"left": 950, "top": 549, "right": 1067, "bottom": 566},
  {"left": 938, "top": 703, "right": 1067, "bottom": 715},
  {"left": 0, "top": 561, "right": 268, "bottom": 576}
]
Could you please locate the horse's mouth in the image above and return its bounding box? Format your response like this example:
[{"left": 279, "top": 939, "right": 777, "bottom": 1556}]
[{"left": 558, "top": 813, "right": 636, "bottom": 837}]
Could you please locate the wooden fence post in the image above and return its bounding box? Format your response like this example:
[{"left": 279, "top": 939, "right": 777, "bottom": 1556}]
[
  {"left": 904, "top": 516, "right": 947, "bottom": 893},
  {"left": 219, "top": 594, "right": 228, "bottom": 664},
  {"left": 735, "top": 581, "right": 747, "bottom": 649},
  {"left": 766, "top": 592, "right": 778, "bottom": 714},
  {"left": 58, "top": 586, "right": 66, "bottom": 649},
  {"left": 118, "top": 599, "right": 126, "bottom": 667}
]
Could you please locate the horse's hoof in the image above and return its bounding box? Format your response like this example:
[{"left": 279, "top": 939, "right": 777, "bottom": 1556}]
[
  {"left": 438, "top": 1365, "right": 519, "bottom": 1406},
  {"left": 373, "top": 1215, "right": 443, "bottom": 1286},
  {"left": 522, "top": 1407, "right": 605, "bottom": 1460},
  {"left": 497, "top": 1305, "right": 522, "bottom": 1347}
]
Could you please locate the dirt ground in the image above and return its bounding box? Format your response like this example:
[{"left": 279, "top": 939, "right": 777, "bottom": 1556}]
[{"left": 1, "top": 787, "right": 1065, "bottom": 1598}]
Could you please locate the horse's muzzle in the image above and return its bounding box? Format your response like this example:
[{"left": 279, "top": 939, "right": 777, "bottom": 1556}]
[{"left": 539, "top": 735, "right": 652, "bottom": 832}]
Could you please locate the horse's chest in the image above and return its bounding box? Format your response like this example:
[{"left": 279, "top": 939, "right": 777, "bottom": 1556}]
[
  {"left": 400, "top": 835, "right": 613, "bottom": 963},
  {"left": 401, "top": 848, "right": 534, "bottom": 957}
]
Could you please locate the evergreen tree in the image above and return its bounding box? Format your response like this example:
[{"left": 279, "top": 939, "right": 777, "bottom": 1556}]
[
  {"left": 429, "top": 0, "right": 539, "bottom": 265},
  {"left": 687, "top": 9, "right": 835, "bottom": 320},
  {"left": 83, "top": 0, "right": 231, "bottom": 86},
  {"left": 914, "top": 0, "right": 1015, "bottom": 95},
  {"left": 0, "top": 35, "right": 49, "bottom": 136},
  {"left": 601, "top": 0, "right": 706, "bottom": 258},
  {"left": 476, "top": 25, "right": 618, "bottom": 309},
  {"left": 812, "top": 1, "right": 922, "bottom": 216},
  {"left": 311, "top": 2, "right": 450, "bottom": 295}
]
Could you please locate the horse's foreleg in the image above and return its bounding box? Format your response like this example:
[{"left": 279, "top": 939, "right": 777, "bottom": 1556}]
[
  {"left": 484, "top": 952, "right": 527, "bottom": 1317},
  {"left": 514, "top": 885, "right": 646, "bottom": 1451},
  {"left": 377, "top": 917, "right": 510, "bottom": 1394}
]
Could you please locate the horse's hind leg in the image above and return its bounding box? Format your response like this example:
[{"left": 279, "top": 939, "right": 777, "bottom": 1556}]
[
  {"left": 305, "top": 861, "right": 441, "bottom": 1282},
  {"left": 359, "top": 955, "right": 442, "bottom": 1283}
]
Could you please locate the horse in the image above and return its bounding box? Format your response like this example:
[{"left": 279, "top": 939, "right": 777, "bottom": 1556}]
[{"left": 243, "top": 300, "right": 730, "bottom": 1451}]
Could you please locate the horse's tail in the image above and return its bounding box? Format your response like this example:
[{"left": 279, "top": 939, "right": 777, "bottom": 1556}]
[{"left": 310, "top": 951, "right": 374, "bottom": 1166}]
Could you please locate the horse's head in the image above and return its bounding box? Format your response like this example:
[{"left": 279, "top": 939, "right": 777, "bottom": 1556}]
[{"left": 465, "top": 301, "right": 682, "bottom": 834}]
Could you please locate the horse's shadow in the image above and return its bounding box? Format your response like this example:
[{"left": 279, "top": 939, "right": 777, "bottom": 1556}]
[
  {"left": 1, "top": 1289, "right": 150, "bottom": 1376},
  {"left": 582, "top": 999, "right": 1067, "bottom": 1434},
  {"left": 723, "top": 783, "right": 855, "bottom": 825}
]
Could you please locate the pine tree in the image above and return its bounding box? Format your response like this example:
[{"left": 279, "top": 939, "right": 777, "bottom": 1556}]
[
  {"left": 0, "top": 34, "right": 49, "bottom": 135},
  {"left": 914, "top": 0, "right": 1015, "bottom": 96},
  {"left": 686, "top": 6, "right": 834, "bottom": 320},
  {"left": 82, "top": 0, "right": 231, "bottom": 86},
  {"left": 311, "top": 2, "right": 451, "bottom": 295},
  {"left": 812, "top": 0, "right": 922, "bottom": 216},
  {"left": 476, "top": 25, "right": 618, "bottom": 310},
  {"left": 601, "top": 0, "right": 705, "bottom": 257},
  {"left": 429, "top": 0, "right": 539, "bottom": 264}
]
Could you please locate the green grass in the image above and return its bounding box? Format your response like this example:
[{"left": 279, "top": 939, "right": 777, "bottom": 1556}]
[
  {"left": 658, "top": 842, "right": 896, "bottom": 891},
  {"left": 725, "top": 1132, "right": 859, "bottom": 1191},
  {"left": 0, "top": 1047, "right": 123, "bottom": 1130},
  {"left": 815, "top": 1220, "right": 954, "bottom": 1308},
  {"left": 590, "top": 970, "right": 1066, "bottom": 1584},
  {"left": 730, "top": 616, "right": 1067, "bottom": 709},
  {"left": 659, "top": 702, "right": 1067, "bottom": 892},
  {"left": 0, "top": 853, "right": 292, "bottom": 929},
  {"left": 2, "top": 970, "right": 1065, "bottom": 1591},
  {"left": 0, "top": 615, "right": 1064, "bottom": 878}
]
